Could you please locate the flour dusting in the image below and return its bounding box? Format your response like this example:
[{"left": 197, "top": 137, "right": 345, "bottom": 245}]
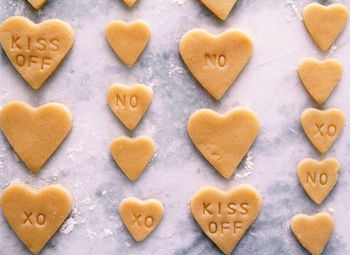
[
  {"left": 60, "top": 217, "right": 79, "bottom": 235},
  {"left": 285, "top": 0, "right": 302, "bottom": 21},
  {"left": 235, "top": 151, "right": 253, "bottom": 180},
  {"left": 86, "top": 228, "right": 97, "bottom": 239},
  {"left": 102, "top": 229, "right": 114, "bottom": 237}
]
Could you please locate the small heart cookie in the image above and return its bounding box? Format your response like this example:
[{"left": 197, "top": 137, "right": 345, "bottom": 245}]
[
  {"left": 0, "top": 101, "right": 72, "bottom": 173},
  {"left": 1, "top": 183, "right": 73, "bottom": 254},
  {"left": 303, "top": 3, "right": 349, "bottom": 51},
  {"left": 190, "top": 185, "right": 262, "bottom": 255},
  {"left": 107, "top": 84, "right": 152, "bottom": 130},
  {"left": 291, "top": 212, "right": 334, "bottom": 255},
  {"left": 200, "top": 0, "right": 238, "bottom": 20},
  {"left": 110, "top": 136, "right": 155, "bottom": 181},
  {"left": 0, "top": 16, "right": 74, "bottom": 89},
  {"left": 120, "top": 197, "right": 163, "bottom": 242},
  {"left": 105, "top": 20, "right": 151, "bottom": 67},
  {"left": 27, "top": 0, "right": 47, "bottom": 9},
  {"left": 301, "top": 108, "right": 345, "bottom": 154},
  {"left": 187, "top": 108, "right": 259, "bottom": 179},
  {"left": 298, "top": 58, "right": 343, "bottom": 104},
  {"left": 297, "top": 158, "right": 339, "bottom": 204},
  {"left": 122, "top": 0, "right": 138, "bottom": 7},
  {"left": 180, "top": 29, "right": 253, "bottom": 100}
]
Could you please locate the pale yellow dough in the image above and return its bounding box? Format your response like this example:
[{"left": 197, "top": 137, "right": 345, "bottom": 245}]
[
  {"left": 122, "top": 0, "right": 138, "bottom": 7},
  {"left": 120, "top": 197, "right": 163, "bottom": 242},
  {"left": 303, "top": 3, "right": 349, "bottom": 51},
  {"left": 0, "top": 101, "right": 72, "bottom": 173},
  {"left": 291, "top": 212, "right": 334, "bottom": 255},
  {"left": 105, "top": 20, "right": 151, "bottom": 67},
  {"left": 107, "top": 84, "right": 152, "bottom": 130},
  {"left": 0, "top": 16, "right": 74, "bottom": 89},
  {"left": 190, "top": 185, "right": 262, "bottom": 255},
  {"left": 297, "top": 158, "right": 339, "bottom": 204},
  {"left": 301, "top": 108, "right": 345, "bottom": 154},
  {"left": 1, "top": 183, "right": 73, "bottom": 254},
  {"left": 200, "top": 0, "right": 238, "bottom": 20},
  {"left": 180, "top": 29, "right": 253, "bottom": 100},
  {"left": 187, "top": 108, "right": 259, "bottom": 179},
  {"left": 298, "top": 58, "right": 343, "bottom": 104},
  {"left": 110, "top": 136, "right": 155, "bottom": 181},
  {"left": 27, "top": 0, "right": 47, "bottom": 9}
]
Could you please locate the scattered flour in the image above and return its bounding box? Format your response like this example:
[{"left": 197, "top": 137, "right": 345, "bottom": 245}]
[
  {"left": 327, "top": 44, "right": 337, "bottom": 57},
  {"left": 328, "top": 208, "right": 335, "bottom": 213},
  {"left": 86, "top": 228, "right": 97, "bottom": 239},
  {"left": 60, "top": 217, "right": 79, "bottom": 235},
  {"left": 172, "top": 0, "right": 185, "bottom": 6},
  {"left": 102, "top": 229, "right": 114, "bottom": 237},
  {"left": 285, "top": 0, "right": 302, "bottom": 21},
  {"left": 168, "top": 62, "right": 184, "bottom": 77},
  {"left": 234, "top": 151, "right": 253, "bottom": 180}
]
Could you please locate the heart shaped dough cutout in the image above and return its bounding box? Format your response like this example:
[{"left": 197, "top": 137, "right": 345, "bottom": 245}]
[
  {"left": 107, "top": 84, "right": 152, "bottom": 130},
  {"left": 301, "top": 108, "right": 345, "bottom": 154},
  {"left": 291, "top": 212, "right": 334, "bottom": 255},
  {"left": 303, "top": 3, "right": 349, "bottom": 51},
  {"left": 105, "top": 20, "right": 151, "bottom": 67},
  {"left": 120, "top": 197, "right": 163, "bottom": 242},
  {"left": 1, "top": 183, "right": 72, "bottom": 254},
  {"left": 27, "top": 0, "right": 47, "bottom": 9},
  {"left": 122, "top": 0, "right": 138, "bottom": 7},
  {"left": 187, "top": 108, "right": 259, "bottom": 179},
  {"left": 200, "top": 0, "right": 238, "bottom": 20},
  {"left": 110, "top": 136, "right": 155, "bottom": 181},
  {"left": 0, "top": 16, "right": 74, "bottom": 89},
  {"left": 297, "top": 158, "right": 339, "bottom": 204},
  {"left": 298, "top": 58, "right": 343, "bottom": 104},
  {"left": 180, "top": 29, "right": 253, "bottom": 100},
  {"left": 190, "top": 185, "right": 262, "bottom": 255},
  {"left": 0, "top": 101, "right": 72, "bottom": 173}
]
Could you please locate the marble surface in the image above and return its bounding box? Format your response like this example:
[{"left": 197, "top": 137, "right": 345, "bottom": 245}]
[{"left": 0, "top": 0, "right": 350, "bottom": 254}]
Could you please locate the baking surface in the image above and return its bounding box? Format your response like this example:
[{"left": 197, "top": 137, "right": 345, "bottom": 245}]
[{"left": 0, "top": 0, "right": 350, "bottom": 254}]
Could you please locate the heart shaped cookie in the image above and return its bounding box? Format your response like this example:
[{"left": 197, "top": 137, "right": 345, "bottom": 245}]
[
  {"left": 298, "top": 58, "right": 343, "bottom": 104},
  {"left": 122, "top": 0, "right": 138, "bottom": 7},
  {"left": 0, "top": 101, "right": 72, "bottom": 173},
  {"left": 1, "top": 183, "right": 73, "bottom": 254},
  {"left": 120, "top": 197, "right": 163, "bottom": 242},
  {"left": 200, "top": 0, "right": 238, "bottom": 20},
  {"left": 180, "top": 29, "right": 253, "bottom": 100},
  {"left": 297, "top": 158, "right": 339, "bottom": 204},
  {"left": 110, "top": 136, "right": 155, "bottom": 181},
  {"left": 191, "top": 185, "right": 262, "bottom": 255},
  {"left": 107, "top": 84, "right": 152, "bottom": 130},
  {"left": 187, "top": 108, "right": 259, "bottom": 179},
  {"left": 291, "top": 212, "right": 334, "bottom": 255},
  {"left": 27, "top": 0, "right": 47, "bottom": 9},
  {"left": 105, "top": 20, "right": 151, "bottom": 67},
  {"left": 301, "top": 108, "right": 345, "bottom": 154},
  {"left": 0, "top": 16, "right": 74, "bottom": 89},
  {"left": 303, "top": 3, "right": 349, "bottom": 51}
]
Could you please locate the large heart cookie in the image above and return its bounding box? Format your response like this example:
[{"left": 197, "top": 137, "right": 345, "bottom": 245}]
[
  {"left": 298, "top": 58, "right": 343, "bottom": 104},
  {"left": 0, "top": 16, "right": 74, "bottom": 89},
  {"left": 105, "top": 20, "right": 151, "bottom": 67},
  {"left": 120, "top": 197, "right": 163, "bottom": 242},
  {"left": 187, "top": 108, "right": 259, "bottom": 179},
  {"left": 200, "top": 0, "right": 238, "bottom": 20},
  {"left": 190, "top": 185, "right": 262, "bottom": 255},
  {"left": 291, "top": 212, "right": 334, "bottom": 255},
  {"left": 110, "top": 136, "right": 155, "bottom": 181},
  {"left": 301, "top": 108, "right": 345, "bottom": 154},
  {"left": 107, "top": 84, "right": 152, "bottom": 130},
  {"left": 27, "top": 0, "right": 47, "bottom": 9},
  {"left": 180, "top": 29, "right": 253, "bottom": 100},
  {"left": 297, "top": 158, "right": 339, "bottom": 204},
  {"left": 1, "top": 183, "right": 73, "bottom": 254},
  {"left": 0, "top": 101, "right": 72, "bottom": 173},
  {"left": 122, "top": 0, "right": 138, "bottom": 7},
  {"left": 303, "top": 3, "right": 349, "bottom": 51}
]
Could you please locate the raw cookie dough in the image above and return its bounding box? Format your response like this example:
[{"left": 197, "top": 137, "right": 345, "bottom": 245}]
[
  {"left": 301, "top": 108, "right": 345, "bottom": 154},
  {"left": 190, "top": 185, "right": 262, "bottom": 255},
  {"left": 110, "top": 136, "right": 155, "bottom": 181},
  {"left": 107, "top": 84, "right": 152, "bottom": 130},
  {"left": 27, "top": 0, "right": 47, "bottom": 9},
  {"left": 0, "top": 16, "right": 74, "bottom": 89},
  {"left": 1, "top": 183, "right": 73, "bottom": 254},
  {"left": 298, "top": 58, "right": 343, "bottom": 104},
  {"left": 105, "top": 20, "right": 151, "bottom": 67},
  {"left": 187, "top": 108, "right": 259, "bottom": 179},
  {"left": 199, "top": 0, "right": 238, "bottom": 20},
  {"left": 297, "top": 158, "right": 339, "bottom": 204},
  {"left": 0, "top": 101, "right": 73, "bottom": 173},
  {"left": 302, "top": 3, "right": 349, "bottom": 51},
  {"left": 120, "top": 197, "right": 163, "bottom": 242},
  {"left": 291, "top": 212, "right": 334, "bottom": 255},
  {"left": 122, "top": 0, "right": 138, "bottom": 7},
  {"left": 180, "top": 29, "right": 253, "bottom": 100}
]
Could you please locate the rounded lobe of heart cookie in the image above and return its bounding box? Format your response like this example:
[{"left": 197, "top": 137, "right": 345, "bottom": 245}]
[
  {"left": 122, "top": 0, "right": 138, "bottom": 7},
  {"left": 199, "top": 0, "right": 238, "bottom": 20},
  {"left": 1, "top": 183, "right": 73, "bottom": 254},
  {"left": 291, "top": 212, "right": 334, "bottom": 255},
  {"left": 302, "top": 3, "right": 349, "bottom": 51},
  {"left": 27, "top": 0, "right": 47, "bottom": 9},
  {"left": 187, "top": 107, "right": 259, "bottom": 179}
]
